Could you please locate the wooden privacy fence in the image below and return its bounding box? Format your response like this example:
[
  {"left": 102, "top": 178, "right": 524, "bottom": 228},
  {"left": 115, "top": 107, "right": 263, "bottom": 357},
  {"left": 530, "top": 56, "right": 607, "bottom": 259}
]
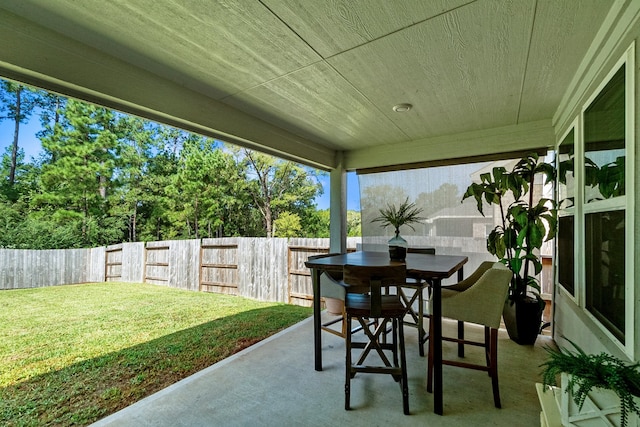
[
  {"left": 0, "top": 237, "right": 553, "bottom": 308},
  {"left": 0, "top": 247, "right": 105, "bottom": 290},
  {"left": 0, "top": 238, "right": 359, "bottom": 306}
]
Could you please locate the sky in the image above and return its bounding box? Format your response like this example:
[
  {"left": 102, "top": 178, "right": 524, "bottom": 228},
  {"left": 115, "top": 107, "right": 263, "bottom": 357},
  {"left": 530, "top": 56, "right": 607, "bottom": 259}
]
[
  {"left": 0, "top": 118, "right": 361, "bottom": 211},
  {"left": 0, "top": 119, "right": 42, "bottom": 161}
]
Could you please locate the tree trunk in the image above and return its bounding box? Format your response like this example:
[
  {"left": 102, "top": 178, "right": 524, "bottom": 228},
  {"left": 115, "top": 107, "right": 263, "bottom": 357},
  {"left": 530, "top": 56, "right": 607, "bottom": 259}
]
[
  {"left": 265, "top": 205, "right": 272, "bottom": 237},
  {"left": 9, "top": 87, "right": 21, "bottom": 186},
  {"left": 193, "top": 197, "right": 199, "bottom": 239}
]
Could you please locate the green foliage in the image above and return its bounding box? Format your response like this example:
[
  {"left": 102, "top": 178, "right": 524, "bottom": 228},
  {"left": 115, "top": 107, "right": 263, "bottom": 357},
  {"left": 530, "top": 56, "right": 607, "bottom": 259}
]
[
  {"left": 370, "top": 197, "right": 425, "bottom": 235},
  {"left": 462, "top": 153, "right": 556, "bottom": 300},
  {"left": 0, "top": 82, "right": 328, "bottom": 247},
  {"left": 34, "top": 99, "right": 120, "bottom": 245},
  {"left": 584, "top": 155, "right": 625, "bottom": 202},
  {"left": 0, "top": 82, "right": 39, "bottom": 186},
  {"left": 541, "top": 340, "right": 640, "bottom": 427},
  {"left": 347, "top": 210, "right": 361, "bottom": 237},
  {"left": 274, "top": 211, "right": 302, "bottom": 237},
  {"left": 239, "top": 148, "right": 323, "bottom": 237}
]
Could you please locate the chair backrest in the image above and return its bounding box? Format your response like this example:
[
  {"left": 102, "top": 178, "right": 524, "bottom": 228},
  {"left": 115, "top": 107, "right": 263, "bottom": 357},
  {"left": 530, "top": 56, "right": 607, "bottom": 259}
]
[
  {"left": 407, "top": 247, "right": 436, "bottom": 255},
  {"left": 440, "top": 262, "right": 512, "bottom": 329},
  {"left": 343, "top": 264, "right": 406, "bottom": 316},
  {"left": 446, "top": 260, "right": 495, "bottom": 292}
]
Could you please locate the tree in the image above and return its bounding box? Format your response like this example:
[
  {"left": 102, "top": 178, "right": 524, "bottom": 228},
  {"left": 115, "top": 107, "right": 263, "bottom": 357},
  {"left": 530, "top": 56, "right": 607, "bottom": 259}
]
[
  {"left": 0, "top": 81, "right": 39, "bottom": 186},
  {"left": 108, "top": 116, "right": 159, "bottom": 242},
  {"left": 347, "top": 210, "right": 362, "bottom": 237},
  {"left": 162, "top": 136, "right": 251, "bottom": 239},
  {"left": 0, "top": 145, "right": 31, "bottom": 201},
  {"left": 273, "top": 211, "right": 302, "bottom": 237},
  {"left": 239, "top": 148, "right": 322, "bottom": 237},
  {"left": 35, "top": 99, "right": 119, "bottom": 245}
]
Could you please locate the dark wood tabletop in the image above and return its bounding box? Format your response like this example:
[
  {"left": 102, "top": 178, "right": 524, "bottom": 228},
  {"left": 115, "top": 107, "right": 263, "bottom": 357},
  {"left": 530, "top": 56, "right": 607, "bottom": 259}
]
[{"left": 305, "top": 251, "right": 467, "bottom": 280}]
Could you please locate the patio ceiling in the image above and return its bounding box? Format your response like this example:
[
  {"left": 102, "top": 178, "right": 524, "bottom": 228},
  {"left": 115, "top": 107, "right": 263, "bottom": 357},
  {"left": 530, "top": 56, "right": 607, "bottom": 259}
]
[{"left": 0, "top": 0, "right": 615, "bottom": 171}]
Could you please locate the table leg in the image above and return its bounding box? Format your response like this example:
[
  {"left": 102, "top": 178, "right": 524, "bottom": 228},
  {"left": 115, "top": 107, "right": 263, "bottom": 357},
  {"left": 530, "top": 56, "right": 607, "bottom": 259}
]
[
  {"left": 311, "top": 268, "right": 322, "bottom": 371},
  {"left": 457, "top": 267, "right": 465, "bottom": 358},
  {"left": 432, "top": 277, "right": 443, "bottom": 415}
]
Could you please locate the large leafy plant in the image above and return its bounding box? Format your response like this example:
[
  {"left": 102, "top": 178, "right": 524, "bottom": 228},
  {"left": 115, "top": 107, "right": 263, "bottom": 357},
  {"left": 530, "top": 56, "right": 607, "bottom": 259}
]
[{"left": 462, "top": 153, "right": 556, "bottom": 300}]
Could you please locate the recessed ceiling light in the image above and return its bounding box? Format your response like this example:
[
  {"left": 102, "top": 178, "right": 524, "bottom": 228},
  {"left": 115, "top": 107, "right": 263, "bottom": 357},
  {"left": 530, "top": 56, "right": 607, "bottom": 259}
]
[{"left": 393, "top": 103, "right": 412, "bottom": 112}]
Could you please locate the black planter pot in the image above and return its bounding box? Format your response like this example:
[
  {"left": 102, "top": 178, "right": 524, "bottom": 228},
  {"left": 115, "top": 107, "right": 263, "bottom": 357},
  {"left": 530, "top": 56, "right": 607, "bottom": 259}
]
[{"left": 502, "top": 295, "right": 545, "bottom": 345}]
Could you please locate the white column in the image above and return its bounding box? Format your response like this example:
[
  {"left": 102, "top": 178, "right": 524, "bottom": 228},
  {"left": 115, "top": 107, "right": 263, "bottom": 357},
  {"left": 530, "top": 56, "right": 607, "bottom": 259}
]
[{"left": 329, "top": 151, "right": 347, "bottom": 253}]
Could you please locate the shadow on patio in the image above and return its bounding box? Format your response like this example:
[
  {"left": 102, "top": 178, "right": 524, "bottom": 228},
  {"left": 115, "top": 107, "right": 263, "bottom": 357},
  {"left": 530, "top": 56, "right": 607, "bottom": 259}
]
[{"left": 91, "top": 313, "right": 552, "bottom": 427}]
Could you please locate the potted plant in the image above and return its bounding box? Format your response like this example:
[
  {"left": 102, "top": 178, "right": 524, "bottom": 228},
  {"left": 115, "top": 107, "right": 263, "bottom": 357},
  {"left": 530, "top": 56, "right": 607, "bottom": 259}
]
[
  {"left": 371, "top": 197, "right": 425, "bottom": 261},
  {"left": 541, "top": 340, "right": 640, "bottom": 427},
  {"left": 462, "top": 152, "right": 556, "bottom": 344}
]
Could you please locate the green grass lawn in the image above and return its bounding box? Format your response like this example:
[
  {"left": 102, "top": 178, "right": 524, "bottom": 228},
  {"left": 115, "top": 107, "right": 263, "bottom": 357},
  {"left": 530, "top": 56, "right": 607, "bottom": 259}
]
[{"left": 0, "top": 282, "right": 312, "bottom": 426}]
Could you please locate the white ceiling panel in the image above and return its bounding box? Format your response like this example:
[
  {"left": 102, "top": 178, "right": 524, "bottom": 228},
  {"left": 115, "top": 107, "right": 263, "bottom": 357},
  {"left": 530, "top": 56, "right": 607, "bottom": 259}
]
[
  {"left": 261, "top": 0, "right": 473, "bottom": 58},
  {"left": 0, "top": 0, "right": 621, "bottom": 170},
  {"left": 225, "top": 61, "right": 406, "bottom": 150}
]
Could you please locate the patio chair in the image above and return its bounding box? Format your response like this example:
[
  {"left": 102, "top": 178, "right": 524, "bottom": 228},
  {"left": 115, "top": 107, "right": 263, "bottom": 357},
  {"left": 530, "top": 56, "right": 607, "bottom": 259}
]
[
  {"left": 343, "top": 264, "right": 410, "bottom": 415},
  {"left": 441, "top": 261, "right": 497, "bottom": 357},
  {"left": 426, "top": 262, "right": 512, "bottom": 408},
  {"left": 399, "top": 247, "right": 435, "bottom": 356}
]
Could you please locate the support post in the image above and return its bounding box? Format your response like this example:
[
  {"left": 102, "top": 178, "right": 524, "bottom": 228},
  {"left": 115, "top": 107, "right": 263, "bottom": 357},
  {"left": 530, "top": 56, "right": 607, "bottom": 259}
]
[{"left": 329, "top": 151, "right": 347, "bottom": 254}]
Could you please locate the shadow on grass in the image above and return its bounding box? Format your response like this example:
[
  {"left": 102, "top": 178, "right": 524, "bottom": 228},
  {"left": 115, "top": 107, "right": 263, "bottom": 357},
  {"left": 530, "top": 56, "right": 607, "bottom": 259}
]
[{"left": 1, "top": 305, "right": 311, "bottom": 427}]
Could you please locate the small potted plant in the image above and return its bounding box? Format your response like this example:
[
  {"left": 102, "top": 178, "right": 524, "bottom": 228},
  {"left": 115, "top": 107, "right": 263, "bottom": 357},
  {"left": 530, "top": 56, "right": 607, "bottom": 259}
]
[
  {"left": 371, "top": 197, "right": 425, "bottom": 261},
  {"left": 541, "top": 339, "right": 640, "bottom": 427}
]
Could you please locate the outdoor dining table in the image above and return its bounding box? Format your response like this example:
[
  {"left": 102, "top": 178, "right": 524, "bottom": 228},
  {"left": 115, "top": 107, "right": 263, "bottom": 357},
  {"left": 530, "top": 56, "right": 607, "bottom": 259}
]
[{"left": 305, "top": 250, "right": 468, "bottom": 415}]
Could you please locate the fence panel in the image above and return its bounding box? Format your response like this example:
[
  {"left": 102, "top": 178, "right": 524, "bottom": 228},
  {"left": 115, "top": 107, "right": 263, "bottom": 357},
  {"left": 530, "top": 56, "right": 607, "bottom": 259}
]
[
  {"left": 200, "top": 239, "right": 238, "bottom": 295},
  {"left": 145, "top": 241, "right": 169, "bottom": 285},
  {"left": 105, "top": 244, "right": 123, "bottom": 281},
  {"left": 89, "top": 247, "right": 106, "bottom": 282},
  {"left": 288, "top": 245, "right": 328, "bottom": 307},
  {"left": 168, "top": 239, "right": 200, "bottom": 291},
  {"left": 121, "top": 242, "right": 145, "bottom": 283},
  {"left": 237, "top": 237, "right": 289, "bottom": 302},
  {"left": 0, "top": 248, "right": 93, "bottom": 289}
]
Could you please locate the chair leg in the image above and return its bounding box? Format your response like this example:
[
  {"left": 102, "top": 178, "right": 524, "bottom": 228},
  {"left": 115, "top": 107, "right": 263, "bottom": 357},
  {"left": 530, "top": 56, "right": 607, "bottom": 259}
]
[
  {"left": 418, "top": 288, "right": 425, "bottom": 357},
  {"left": 392, "top": 318, "right": 399, "bottom": 367},
  {"left": 457, "top": 320, "right": 465, "bottom": 357},
  {"left": 426, "top": 317, "right": 434, "bottom": 393},
  {"left": 484, "top": 326, "right": 490, "bottom": 374},
  {"left": 489, "top": 328, "right": 501, "bottom": 408},
  {"left": 398, "top": 318, "right": 409, "bottom": 415},
  {"left": 345, "top": 314, "right": 352, "bottom": 410}
]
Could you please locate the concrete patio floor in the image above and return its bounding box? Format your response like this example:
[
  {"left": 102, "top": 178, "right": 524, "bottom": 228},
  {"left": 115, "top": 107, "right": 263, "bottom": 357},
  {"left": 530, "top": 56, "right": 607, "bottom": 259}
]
[{"left": 91, "top": 313, "right": 553, "bottom": 427}]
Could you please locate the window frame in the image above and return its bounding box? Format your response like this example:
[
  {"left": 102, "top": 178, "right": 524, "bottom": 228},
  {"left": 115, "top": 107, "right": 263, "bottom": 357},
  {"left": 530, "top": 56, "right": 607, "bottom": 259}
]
[
  {"left": 556, "top": 122, "right": 579, "bottom": 303},
  {"left": 555, "top": 43, "right": 635, "bottom": 357}
]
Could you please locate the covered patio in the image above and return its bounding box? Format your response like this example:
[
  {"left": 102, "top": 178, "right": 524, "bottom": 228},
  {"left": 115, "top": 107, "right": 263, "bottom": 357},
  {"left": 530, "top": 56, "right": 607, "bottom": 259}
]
[
  {"left": 1, "top": 1, "right": 639, "bottom": 425},
  {"left": 91, "top": 315, "right": 553, "bottom": 426}
]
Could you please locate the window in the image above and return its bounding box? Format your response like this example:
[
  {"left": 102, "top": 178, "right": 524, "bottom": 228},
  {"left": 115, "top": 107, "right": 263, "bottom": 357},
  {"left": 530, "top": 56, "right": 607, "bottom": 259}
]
[
  {"left": 585, "top": 210, "right": 625, "bottom": 342},
  {"left": 558, "top": 129, "right": 575, "bottom": 210},
  {"left": 582, "top": 63, "right": 628, "bottom": 345},
  {"left": 584, "top": 65, "right": 626, "bottom": 203},
  {"left": 557, "top": 128, "right": 575, "bottom": 296},
  {"left": 557, "top": 215, "right": 575, "bottom": 296},
  {"left": 555, "top": 44, "right": 634, "bottom": 355}
]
